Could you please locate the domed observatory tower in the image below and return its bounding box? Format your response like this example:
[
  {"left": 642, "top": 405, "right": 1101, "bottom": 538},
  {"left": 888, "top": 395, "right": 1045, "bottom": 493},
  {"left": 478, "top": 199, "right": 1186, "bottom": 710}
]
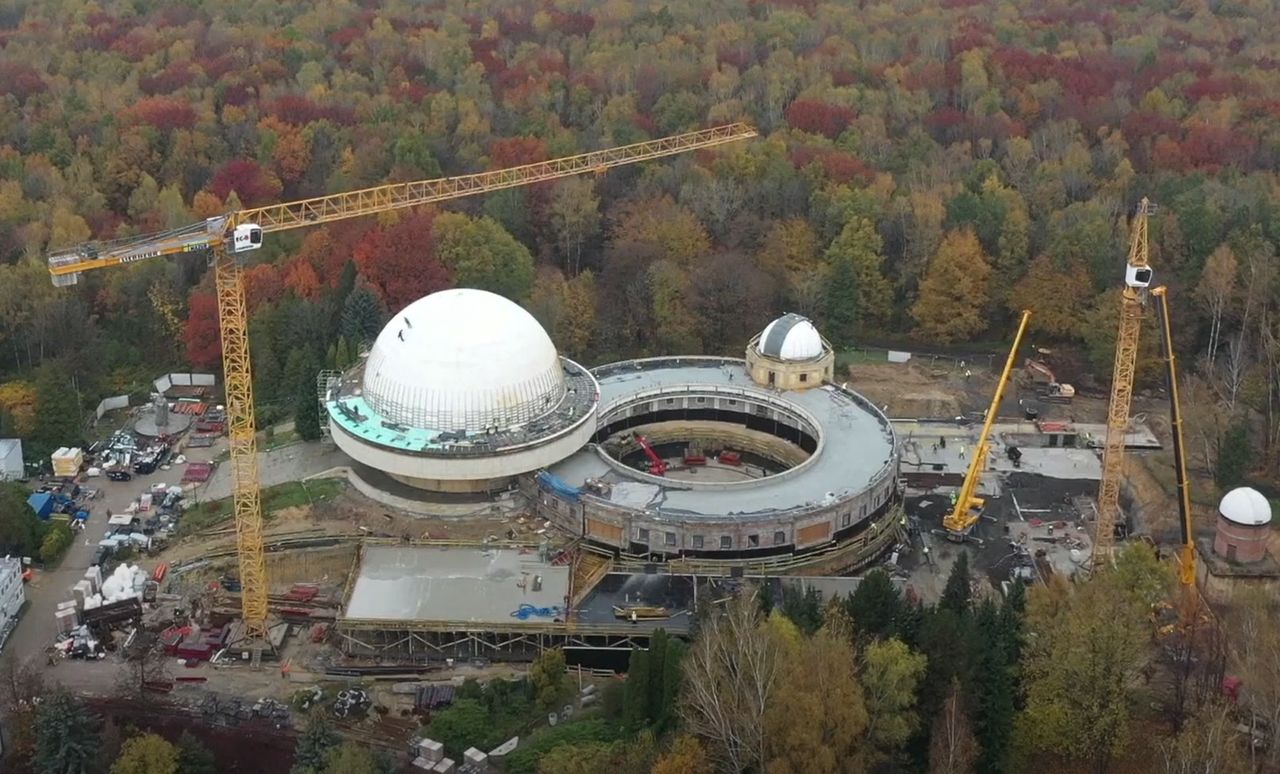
[
  {"left": 324, "top": 288, "right": 599, "bottom": 493},
  {"left": 746, "top": 313, "right": 835, "bottom": 390},
  {"left": 1214, "top": 486, "right": 1273, "bottom": 564}
]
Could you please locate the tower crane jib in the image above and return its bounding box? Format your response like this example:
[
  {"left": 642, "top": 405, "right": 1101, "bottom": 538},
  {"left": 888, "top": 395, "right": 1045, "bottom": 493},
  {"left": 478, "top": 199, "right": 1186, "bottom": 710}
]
[{"left": 43, "top": 124, "right": 758, "bottom": 656}]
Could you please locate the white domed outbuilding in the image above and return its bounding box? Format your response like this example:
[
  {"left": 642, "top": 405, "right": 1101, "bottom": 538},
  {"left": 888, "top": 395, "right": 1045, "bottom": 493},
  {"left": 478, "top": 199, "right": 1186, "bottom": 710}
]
[
  {"left": 746, "top": 313, "right": 835, "bottom": 389},
  {"left": 1214, "top": 486, "right": 1273, "bottom": 564},
  {"left": 325, "top": 288, "right": 599, "bottom": 493}
]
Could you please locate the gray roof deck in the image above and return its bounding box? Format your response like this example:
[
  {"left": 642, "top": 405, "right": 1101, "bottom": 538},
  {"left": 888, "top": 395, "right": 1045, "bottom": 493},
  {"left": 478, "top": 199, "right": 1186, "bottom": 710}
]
[
  {"left": 344, "top": 546, "right": 570, "bottom": 625},
  {"left": 548, "top": 358, "right": 896, "bottom": 518}
]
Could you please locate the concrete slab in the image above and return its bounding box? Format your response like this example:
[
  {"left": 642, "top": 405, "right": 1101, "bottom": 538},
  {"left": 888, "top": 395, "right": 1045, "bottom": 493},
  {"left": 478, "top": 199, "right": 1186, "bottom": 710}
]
[{"left": 345, "top": 547, "right": 569, "bottom": 625}]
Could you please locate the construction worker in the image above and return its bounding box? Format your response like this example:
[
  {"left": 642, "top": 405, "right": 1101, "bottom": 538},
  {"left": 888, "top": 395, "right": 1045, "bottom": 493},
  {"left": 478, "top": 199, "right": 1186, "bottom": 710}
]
[{"left": 959, "top": 445, "right": 966, "bottom": 459}]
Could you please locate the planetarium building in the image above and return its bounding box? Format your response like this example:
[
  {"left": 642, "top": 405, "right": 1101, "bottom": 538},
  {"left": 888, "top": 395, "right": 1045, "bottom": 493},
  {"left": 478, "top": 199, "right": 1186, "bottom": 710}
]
[{"left": 325, "top": 289, "right": 900, "bottom": 559}]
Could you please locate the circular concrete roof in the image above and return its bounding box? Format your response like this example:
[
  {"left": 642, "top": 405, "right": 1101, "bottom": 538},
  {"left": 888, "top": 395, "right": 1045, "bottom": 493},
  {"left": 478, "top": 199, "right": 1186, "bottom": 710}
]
[
  {"left": 1219, "top": 486, "right": 1273, "bottom": 526},
  {"left": 361, "top": 288, "right": 565, "bottom": 432},
  {"left": 758, "top": 313, "right": 824, "bottom": 361}
]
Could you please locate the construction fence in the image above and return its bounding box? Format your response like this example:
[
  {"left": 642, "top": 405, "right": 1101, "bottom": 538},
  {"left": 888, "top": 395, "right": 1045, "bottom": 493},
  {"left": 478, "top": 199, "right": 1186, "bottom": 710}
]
[
  {"left": 153, "top": 373, "right": 217, "bottom": 394},
  {"left": 94, "top": 394, "right": 130, "bottom": 421}
]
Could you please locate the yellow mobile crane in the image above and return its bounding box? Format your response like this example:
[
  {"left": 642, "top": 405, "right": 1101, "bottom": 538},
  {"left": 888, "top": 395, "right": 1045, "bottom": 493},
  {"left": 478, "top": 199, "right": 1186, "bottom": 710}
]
[
  {"left": 942, "top": 310, "right": 1032, "bottom": 542},
  {"left": 1094, "top": 197, "right": 1156, "bottom": 564},
  {"left": 44, "top": 124, "right": 757, "bottom": 656},
  {"left": 1152, "top": 286, "right": 1198, "bottom": 617}
]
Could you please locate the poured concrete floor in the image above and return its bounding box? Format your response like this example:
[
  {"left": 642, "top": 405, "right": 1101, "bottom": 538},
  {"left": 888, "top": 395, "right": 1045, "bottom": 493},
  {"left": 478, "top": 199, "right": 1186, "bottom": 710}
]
[{"left": 344, "top": 546, "right": 569, "bottom": 625}]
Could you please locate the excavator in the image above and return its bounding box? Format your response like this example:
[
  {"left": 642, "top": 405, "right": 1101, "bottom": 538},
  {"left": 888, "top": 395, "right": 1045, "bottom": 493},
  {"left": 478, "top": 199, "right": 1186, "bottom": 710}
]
[{"left": 941, "top": 310, "right": 1032, "bottom": 542}]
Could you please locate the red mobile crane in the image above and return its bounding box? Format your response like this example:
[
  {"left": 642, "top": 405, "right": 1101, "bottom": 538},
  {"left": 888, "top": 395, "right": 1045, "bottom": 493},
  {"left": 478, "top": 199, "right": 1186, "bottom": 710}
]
[{"left": 634, "top": 435, "right": 668, "bottom": 476}]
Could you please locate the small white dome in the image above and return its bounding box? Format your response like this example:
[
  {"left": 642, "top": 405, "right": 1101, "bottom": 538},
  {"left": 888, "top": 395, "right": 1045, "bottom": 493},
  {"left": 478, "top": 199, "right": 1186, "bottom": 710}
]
[
  {"left": 361, "top": 289, "right": 565, "bottom": 432},
  {"left": 758, "top": 313, "right": 825, "bottom": 361},
  {"left": 1218, "top": 487, "right": 1272, "bottom": 526}
]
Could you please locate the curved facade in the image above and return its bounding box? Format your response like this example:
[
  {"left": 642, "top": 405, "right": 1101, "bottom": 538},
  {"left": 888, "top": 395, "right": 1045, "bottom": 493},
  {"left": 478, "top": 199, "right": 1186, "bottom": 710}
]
[
  {"left": 1214, "top": 486, "right": 1273, "bottom": 564},
  {"left": 536, "top": 357, "right": 899, "bottom": 558},
  {"left": 746, "top": 313, "right": 835, "bottom": 391},
  {"left": 325, "top": 289, "right": 599, "bottom": 493}
]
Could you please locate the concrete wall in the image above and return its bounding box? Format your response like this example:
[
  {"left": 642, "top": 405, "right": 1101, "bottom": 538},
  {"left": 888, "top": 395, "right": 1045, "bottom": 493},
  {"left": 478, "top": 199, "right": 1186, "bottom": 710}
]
[
  {"left": 1197, "top": 563, "right": 1280, "bottom": 606},
  {"left": 609, "top": 420, "right": 810, "bottom": 467},
  {"left": 534, "top": 465, "right": 897, "bottom": 557}
]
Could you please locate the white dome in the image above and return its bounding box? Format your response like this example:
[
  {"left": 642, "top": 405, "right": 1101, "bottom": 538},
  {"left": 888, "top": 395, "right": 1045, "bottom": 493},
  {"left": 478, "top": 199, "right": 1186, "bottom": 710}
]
[
  {"left": 1218, "top": 487, "right": 1273, "bottom": 526},
  {"left": 361, "top": 289, "right": 565, "bottom": 433},
  {"left": 758, "top": 313, "right": 825, "bottom": 361}
]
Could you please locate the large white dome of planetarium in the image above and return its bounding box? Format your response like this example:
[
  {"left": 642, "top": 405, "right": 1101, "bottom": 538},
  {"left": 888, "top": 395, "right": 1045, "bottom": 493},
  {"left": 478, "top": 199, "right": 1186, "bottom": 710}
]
[
  {"left": 363, "top": 289, "right": 567, "bottom": 433},
  {"left": 325, "top": 287, "right": 599, "bottom": 494}
]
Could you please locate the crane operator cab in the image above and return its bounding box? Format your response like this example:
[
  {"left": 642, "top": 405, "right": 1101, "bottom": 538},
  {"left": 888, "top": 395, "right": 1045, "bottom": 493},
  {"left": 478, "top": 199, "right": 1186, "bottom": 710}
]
[
  {"left": 1125, "top": 263, "right": 1152, "bottom": 289},
  {"left": 233, "top": 224, "right": 263, "bottom": 253}
]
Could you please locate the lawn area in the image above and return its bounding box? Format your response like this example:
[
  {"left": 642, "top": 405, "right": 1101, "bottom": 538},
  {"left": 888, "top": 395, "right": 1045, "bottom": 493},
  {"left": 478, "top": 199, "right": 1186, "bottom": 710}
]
[
  {"left": 180, "top": 478, "right": 344, "bottom": 535},
  {"left": 835, "top": 348, "right": 890, "bottom": 369}
]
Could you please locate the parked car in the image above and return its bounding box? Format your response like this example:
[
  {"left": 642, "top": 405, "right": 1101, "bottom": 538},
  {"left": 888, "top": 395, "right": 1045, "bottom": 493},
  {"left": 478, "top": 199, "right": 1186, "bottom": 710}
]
[{"left": 106, "top": 470, "right": 132, "bottom": 482}]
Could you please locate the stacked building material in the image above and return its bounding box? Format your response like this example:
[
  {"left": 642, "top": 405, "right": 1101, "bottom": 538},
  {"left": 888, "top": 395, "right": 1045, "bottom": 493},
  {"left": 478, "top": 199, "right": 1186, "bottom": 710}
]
[
  {"left": 414, "top": 684, "right": 456, "bottom": 712},
  {"left": 51, "top": 447, "right": 83, "bottom": 477}
]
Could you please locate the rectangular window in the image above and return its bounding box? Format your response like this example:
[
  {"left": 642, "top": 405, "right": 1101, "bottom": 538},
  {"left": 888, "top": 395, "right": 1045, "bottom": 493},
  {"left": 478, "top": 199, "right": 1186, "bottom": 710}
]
[
  {"left": 799, "top": 373, "right": 808, "bottom": 383},
  {"left": 692, "top": 535, "right": 704, "bottom": 549},
  {"left": 748, "top": 534, "right": 760, "bottom": 548},
  {"left": 842, "top": 513, "right": 851, "bottom": 527},
  {"left": 727, "top": 399, "right": 737, "bottom": 406},
  {"left": 720, "top": 535, "right": 732, "bottom": 550},
  {"left": 637, "top": 528, "right": 649, "bottom": 542},
  {"left": 773, "top": 530, "right": 786, "bottom": 545},
  {"left": 860, "top": 504, "right": 867, "bottom": 517},
  {"left": 665, "top": 531, "right": 676, "bottom": 546},
  {"left": 696, "top": 396, "right": 707, "bottom": 403}
]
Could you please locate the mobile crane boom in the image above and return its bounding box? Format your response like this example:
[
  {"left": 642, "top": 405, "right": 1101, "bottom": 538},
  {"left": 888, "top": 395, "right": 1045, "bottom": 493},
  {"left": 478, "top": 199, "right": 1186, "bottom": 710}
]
[
  {"left": 942, "top": 310, "right": 1032, "bottom": 540},
  {"left": 44, "top": 123, "right": 757, "bottom": 654},
  {"left": 634, "top": 435, "right": 668, "bottom": 476},
  {"left": 1152, "top": 286, "right": 1196, "bottom": 592},
  {"left": 1094, "top": 197, "right": 1156, "bottom": 564}
]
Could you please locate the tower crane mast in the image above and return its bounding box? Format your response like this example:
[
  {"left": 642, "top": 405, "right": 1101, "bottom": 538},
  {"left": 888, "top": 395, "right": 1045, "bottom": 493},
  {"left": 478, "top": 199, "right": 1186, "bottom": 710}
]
[
  {"left": 1094, "top": 197, "right": 1155, "bottom": 564},
  {"left": 44, "top": 124, "right": 757, "bottom": 655}
]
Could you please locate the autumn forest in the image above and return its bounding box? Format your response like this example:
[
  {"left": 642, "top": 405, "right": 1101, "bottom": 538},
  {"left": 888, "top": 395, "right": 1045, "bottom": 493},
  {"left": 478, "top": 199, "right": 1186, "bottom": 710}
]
[{"left": 0, "top": 0, "right": 1278, "bottom": 484}]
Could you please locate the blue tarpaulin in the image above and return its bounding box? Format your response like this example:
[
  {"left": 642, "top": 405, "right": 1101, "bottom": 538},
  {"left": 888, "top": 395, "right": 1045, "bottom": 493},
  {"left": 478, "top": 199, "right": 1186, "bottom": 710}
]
[
  {"left": 536, "top": 471, "right": 580, "bottom": 502},
  {"left": 27, "top": 492, "right": 54, "bottom": 520}
]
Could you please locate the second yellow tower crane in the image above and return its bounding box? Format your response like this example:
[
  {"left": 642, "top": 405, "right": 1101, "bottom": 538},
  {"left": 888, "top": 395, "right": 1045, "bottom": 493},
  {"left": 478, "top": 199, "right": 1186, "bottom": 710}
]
[{"left": 1093, "top": 197, "right": 1156, "bottom": 565}]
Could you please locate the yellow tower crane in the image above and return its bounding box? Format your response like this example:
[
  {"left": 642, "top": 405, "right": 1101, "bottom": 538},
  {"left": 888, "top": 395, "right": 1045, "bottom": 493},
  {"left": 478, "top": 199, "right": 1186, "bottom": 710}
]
[
  {"left": 44, "top": 123, "right": 758, "bottom": 656},
  {"left": 942, "top": 310, "right": 1032, "bottom": 542},
  {"left": 1093, "top": 197, "right": 1156, "bottom": 565}
]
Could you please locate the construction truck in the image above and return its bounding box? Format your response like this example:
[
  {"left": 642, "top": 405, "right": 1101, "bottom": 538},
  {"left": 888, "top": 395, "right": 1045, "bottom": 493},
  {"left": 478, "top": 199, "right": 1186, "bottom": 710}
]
[{"left": 1023, "top": 359, "right": 1075, "bottom": 403}]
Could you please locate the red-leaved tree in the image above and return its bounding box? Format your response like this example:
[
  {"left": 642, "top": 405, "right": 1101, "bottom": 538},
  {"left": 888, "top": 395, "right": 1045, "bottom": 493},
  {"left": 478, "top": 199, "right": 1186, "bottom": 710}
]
[
  {"left": 183, "top": 292, "right": 222, "bottom": 369},
  {"left": 207, "top": 160, "right": 283, "bottom": 206},
  {"left": 353, "top": 211, "right": 452, "bottom": 311}
]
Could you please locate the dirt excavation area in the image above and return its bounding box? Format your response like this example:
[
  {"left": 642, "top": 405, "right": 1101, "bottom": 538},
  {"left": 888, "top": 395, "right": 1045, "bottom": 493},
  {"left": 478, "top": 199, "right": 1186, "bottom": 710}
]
[{"left": 160, "top": 483, "right": 529, "bottom": 570}]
